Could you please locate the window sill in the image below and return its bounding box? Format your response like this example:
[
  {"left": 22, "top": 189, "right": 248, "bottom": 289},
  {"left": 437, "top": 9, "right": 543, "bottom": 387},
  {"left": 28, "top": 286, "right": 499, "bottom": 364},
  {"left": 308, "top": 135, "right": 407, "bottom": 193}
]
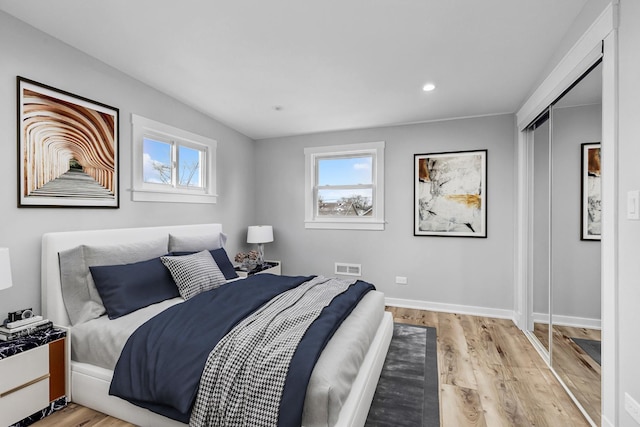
[
  {"left": 131, "top": 189, "right": 217, "bottom": 204},
  {"left": 305, "top": 219, "right": 385, "bottom": 231}
]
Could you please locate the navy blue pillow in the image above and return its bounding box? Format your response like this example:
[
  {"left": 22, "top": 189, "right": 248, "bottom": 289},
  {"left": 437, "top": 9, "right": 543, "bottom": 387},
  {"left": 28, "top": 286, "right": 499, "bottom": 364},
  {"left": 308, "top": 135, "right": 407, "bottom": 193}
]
[
  {"left": 170, "top": 247, "right": 238, "bottom": 280},
  {"left": 90, "top": 257, "right": 180, "bottom": 320}
]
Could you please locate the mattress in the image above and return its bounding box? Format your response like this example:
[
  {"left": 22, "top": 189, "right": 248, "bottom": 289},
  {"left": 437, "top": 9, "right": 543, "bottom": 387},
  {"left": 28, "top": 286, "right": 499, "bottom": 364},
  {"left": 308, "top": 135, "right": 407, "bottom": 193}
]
[{"left": 71, "top": 285, "right": 385, "bottom": 426}]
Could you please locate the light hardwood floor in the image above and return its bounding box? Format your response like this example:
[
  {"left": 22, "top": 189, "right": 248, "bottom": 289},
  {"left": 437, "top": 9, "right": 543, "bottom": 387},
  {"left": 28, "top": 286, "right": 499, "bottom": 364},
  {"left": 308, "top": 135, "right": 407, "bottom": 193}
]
[
  {"left": 33, "top": 308, "right": 591, "bottom": 427},
  {"left": 535, "top": 322, "right": 601, "bottom": 425}
]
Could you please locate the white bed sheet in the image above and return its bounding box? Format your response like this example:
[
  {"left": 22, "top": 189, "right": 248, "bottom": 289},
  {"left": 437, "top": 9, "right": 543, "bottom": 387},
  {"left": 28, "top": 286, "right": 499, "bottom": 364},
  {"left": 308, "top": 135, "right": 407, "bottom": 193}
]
[{"left": 71, "top": 297, "right": 184, "bottom": 370}]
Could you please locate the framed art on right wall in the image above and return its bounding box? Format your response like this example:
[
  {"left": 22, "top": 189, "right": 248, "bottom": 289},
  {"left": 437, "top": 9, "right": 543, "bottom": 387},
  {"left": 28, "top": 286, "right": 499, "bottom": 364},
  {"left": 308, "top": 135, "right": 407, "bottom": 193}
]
[
  {"left": 581, "top": 142, "right": 601, "bottom": 241},
  {"left": 414, "top": 149, "right": 487, "bottom": 238}
]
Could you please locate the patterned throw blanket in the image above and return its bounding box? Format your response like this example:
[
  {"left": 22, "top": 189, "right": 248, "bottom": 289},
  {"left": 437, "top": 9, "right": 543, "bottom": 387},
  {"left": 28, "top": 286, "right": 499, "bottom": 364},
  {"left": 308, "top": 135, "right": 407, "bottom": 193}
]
[{"left": 189, "top": 276, "right": 354, "bottom": 427}]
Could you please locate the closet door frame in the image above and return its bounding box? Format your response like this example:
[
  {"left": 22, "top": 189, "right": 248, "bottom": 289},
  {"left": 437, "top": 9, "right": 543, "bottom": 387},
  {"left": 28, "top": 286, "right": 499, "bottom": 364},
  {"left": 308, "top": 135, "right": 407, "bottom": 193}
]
[{"left": 514, "top": 3, "right": 617, "bottom": 426}]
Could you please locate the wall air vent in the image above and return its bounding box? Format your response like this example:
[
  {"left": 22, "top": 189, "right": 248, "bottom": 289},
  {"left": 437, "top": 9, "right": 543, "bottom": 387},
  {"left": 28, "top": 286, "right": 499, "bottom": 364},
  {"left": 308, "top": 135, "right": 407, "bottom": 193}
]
[{"left": 334, "top": 262, "right": 362, "bottom": 277}]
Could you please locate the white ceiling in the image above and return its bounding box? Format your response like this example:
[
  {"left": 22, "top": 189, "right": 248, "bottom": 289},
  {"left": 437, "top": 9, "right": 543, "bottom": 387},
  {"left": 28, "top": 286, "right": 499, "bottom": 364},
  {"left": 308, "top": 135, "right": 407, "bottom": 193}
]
[{"left": 0, "top": 0, "right": 588, "bottom": 140}]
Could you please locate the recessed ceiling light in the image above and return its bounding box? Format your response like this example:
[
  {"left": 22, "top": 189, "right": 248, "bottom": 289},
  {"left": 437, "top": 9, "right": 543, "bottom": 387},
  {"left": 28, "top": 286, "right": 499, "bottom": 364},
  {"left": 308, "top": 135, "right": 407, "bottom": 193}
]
[{"left": 422, "top": 83, "right": 436, "bottom": 92}]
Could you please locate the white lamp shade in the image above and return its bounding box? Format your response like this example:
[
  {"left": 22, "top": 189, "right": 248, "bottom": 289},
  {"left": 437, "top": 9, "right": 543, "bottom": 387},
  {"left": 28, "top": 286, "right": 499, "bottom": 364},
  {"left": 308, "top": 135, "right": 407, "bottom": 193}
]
[
  {"left": 0, "top": 248, "right": 13, "bottom": 291},
  {"left": 247, "top": 225, "right": 274, "bottom": 244}
]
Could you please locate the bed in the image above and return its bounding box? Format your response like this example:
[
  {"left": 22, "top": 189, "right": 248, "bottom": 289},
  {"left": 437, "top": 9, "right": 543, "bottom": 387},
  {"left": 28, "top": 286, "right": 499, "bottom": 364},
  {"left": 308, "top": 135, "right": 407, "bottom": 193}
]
[{"left": 41, "top": 223, "right": 393, "bottom": 427}]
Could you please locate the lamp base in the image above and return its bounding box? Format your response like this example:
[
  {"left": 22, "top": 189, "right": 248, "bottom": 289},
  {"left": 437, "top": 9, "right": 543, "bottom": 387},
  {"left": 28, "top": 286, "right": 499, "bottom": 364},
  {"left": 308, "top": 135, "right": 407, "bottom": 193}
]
[{"left": 256, "top": 243, "right": 265, "bottom": 266}]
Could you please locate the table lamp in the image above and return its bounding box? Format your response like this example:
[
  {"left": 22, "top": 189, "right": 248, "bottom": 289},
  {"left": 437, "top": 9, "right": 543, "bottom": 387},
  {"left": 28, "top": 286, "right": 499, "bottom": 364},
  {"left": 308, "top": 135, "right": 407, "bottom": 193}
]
[
  {"left": 247, "top": 226, "right": 274, "bottom": 266},
  {"left": 0, "top": 248, "right": 13, "bottom": 291}
]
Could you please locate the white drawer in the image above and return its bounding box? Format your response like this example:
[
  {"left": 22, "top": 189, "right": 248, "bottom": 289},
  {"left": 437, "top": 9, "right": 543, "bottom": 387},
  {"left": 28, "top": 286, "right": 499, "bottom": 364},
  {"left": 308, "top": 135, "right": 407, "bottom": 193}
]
[
  {"left": 0, "top": 376, "right": 49, "bottom": 426},
  {"left": 0, "top": 345, "right": 49, "bottom": 394}
]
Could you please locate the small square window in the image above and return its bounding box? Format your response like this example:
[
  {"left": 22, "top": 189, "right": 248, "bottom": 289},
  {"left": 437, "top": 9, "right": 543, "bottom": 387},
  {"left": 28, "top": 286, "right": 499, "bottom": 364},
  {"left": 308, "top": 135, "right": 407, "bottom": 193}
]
[{"left": 305, "top": 142, "right": 385, "bottom": 230}]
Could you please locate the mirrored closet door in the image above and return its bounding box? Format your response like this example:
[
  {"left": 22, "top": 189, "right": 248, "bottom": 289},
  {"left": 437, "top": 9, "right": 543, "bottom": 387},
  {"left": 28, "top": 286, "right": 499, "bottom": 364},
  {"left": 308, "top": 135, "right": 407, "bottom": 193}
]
[
  {"left": 531, "top": 113, "right": 551, "bottom": 353},
  {"left": 550, "top": 62, "right": 602, "bottom": 425},
  {"left": 527, "top": 61, "right": 602, "bottom": 426}
]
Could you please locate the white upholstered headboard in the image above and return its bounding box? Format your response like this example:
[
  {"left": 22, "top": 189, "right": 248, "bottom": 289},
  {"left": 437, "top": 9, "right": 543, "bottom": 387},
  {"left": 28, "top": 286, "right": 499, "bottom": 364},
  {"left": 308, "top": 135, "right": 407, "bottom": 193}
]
[{"left": 41, "top": 223, "right": 224, "bottom": 327}]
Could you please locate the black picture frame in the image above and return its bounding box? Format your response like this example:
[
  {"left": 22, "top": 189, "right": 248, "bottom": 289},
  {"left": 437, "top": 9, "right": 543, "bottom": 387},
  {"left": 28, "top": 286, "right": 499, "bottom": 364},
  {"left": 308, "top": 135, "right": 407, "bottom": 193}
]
[
  {"left": 414, "top": 149, "right": 487, "bottom": 237},
  {"left": 17, "top": 77, "right": 119, "bottom": 208},
  {"left": 581, "top": 142, "right": 601, "bottom": 241}
]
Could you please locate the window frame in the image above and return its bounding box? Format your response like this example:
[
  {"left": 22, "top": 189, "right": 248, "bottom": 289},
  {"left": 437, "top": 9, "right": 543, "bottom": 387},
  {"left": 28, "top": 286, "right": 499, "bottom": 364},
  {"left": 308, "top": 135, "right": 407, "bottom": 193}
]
[
  {"left": 142, "top": 133, "right": 206, "bottom": 190},
  {"left": 304, "top": 141, "right": 385, "bottom": 230},
  {"left": 131, "top": 114, "right": 217, "bottom": 204}
]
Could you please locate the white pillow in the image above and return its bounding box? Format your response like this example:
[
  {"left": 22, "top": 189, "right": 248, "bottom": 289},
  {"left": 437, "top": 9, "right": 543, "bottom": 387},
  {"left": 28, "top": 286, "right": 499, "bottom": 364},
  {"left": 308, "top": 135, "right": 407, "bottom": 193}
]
[{"left": 161, "top": 250, "right": 226, "bottom": 300}]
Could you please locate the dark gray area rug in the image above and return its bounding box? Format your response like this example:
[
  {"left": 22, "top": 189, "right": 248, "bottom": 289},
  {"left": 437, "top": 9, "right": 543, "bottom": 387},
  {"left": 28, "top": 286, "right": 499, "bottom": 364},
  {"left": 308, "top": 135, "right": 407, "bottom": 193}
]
[
  {"left": 572, "top": 337, "right": 601, "bottom": 365},
  {"left": 365, "top": 323, "right": 440, "bottom": 427}
]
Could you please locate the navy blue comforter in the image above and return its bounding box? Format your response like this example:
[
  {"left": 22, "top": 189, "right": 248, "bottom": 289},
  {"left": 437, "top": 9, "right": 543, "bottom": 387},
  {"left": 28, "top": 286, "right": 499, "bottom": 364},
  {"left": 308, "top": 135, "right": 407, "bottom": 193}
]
[{"left": 109, "top": 274, "right": 374, "bottom": 426}]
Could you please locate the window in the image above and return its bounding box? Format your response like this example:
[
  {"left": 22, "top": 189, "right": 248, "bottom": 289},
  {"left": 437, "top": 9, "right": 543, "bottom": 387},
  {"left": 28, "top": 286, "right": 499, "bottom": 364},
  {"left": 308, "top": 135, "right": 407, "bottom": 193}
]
[
  {"left": 305, "top": 141, "right": 385, "bottom": 230},
  {"left": 143, "top": 137, "right": 204, "bottom": 188},
  {"left": 131, "top": 114, "right": 217, "bottom": 203}
]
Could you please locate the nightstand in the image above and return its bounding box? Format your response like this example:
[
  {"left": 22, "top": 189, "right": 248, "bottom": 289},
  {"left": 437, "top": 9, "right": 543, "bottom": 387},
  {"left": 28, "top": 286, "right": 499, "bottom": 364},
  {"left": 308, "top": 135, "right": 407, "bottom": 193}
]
[
  {"left": 235, "top": 261, "right": 281, "bottom": 278},
  {"left": 0, "top": 328, "right": 67, "bottom": 427}
]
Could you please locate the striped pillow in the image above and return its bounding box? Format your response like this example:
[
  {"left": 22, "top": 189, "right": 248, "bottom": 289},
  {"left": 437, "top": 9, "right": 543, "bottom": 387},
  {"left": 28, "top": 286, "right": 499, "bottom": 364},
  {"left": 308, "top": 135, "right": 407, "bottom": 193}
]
[{"left": 161, "top": 250, "right": 226, "bottom": 300}]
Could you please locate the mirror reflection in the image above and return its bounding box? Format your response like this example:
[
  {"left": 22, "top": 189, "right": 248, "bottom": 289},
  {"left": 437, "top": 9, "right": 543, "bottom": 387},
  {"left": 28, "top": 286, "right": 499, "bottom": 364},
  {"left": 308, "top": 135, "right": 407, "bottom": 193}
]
[
  {"left": 528, "top": 61, "right": 602, "bottom": 426},
  {"left": 550, "top": 61, "right": 602, "bottom": 425}
]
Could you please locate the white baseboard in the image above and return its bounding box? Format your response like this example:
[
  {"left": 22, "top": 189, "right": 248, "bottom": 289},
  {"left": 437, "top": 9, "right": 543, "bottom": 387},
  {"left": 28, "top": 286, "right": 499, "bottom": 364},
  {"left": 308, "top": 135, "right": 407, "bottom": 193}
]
[
  {"left": 512, "top": 310, "right": 524, "bottom": 329},
  {"left": 532, "top": 312, "right": 601, "bottom": 330},
  {"left": 385, "top": 297, "right": 514, "bottom": 322}
]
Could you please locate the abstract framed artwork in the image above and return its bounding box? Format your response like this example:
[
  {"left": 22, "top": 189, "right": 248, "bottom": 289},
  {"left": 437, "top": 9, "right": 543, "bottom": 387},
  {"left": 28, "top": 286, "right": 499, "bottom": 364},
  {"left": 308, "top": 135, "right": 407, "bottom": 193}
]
[
  {"left": 17, "top": 77, "right": 119, "bottom": 208},
  {"left": 581, "top": 142, "right": 601, "bottom": 241},
  {"left": 414, "top": 149, "right": 487, "bottom": 237}
]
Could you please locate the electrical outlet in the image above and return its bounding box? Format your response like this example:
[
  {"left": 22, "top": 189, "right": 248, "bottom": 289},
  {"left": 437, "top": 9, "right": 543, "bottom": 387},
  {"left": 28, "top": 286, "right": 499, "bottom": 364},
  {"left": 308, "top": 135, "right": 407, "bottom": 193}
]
[
  {"left": 395, "top": 276, "right": 408, "bottom": 285},
  {"left": 625, "top": 393, "right": 640, "bottom": 424}
]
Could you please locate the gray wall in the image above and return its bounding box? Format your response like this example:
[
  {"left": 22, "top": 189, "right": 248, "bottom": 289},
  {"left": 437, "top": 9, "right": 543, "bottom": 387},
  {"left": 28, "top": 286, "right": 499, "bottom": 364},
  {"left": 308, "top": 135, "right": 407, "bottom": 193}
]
[
  {"left": 551, "top": 104, "right": 601, "bottom": 321},
  {"left": 0, "top": 11, "right": 256, "bottom": 317},
  {"left": 255, "top": 114, "right": 516, "bottom": 311}
]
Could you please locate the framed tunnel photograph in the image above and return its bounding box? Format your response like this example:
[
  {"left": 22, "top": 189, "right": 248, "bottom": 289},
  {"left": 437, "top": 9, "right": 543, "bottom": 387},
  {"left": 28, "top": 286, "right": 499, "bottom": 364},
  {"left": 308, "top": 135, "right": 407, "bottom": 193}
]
[{"left": 17, "top": 77, "right": 119, "bottom": 208}]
